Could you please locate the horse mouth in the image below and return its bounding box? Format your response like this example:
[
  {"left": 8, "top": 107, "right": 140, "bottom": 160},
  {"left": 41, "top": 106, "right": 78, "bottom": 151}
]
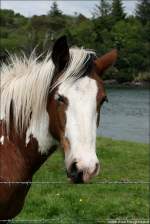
[{"left": 67, "top": 162, "right": 84, "bottom": 184}]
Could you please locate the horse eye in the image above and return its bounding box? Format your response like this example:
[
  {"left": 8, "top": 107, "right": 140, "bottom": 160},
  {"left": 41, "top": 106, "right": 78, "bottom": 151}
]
[{"left": 55, "top": 94, "right": 65, "bottom": 103}]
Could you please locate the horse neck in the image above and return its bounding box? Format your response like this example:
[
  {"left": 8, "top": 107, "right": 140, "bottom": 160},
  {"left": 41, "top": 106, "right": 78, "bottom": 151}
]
[
  {"left": 24, "top": 136, "right": 57, "bottom": 175},
  {"left": 12, "top": 131, "right": 56, "bottom": 176},
  {"left": 1, "top": 119, "right": 56, "bottom": 179}
]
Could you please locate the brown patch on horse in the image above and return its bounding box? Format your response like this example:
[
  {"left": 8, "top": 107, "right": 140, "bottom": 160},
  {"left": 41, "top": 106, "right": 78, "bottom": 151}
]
[
  {"left": 47, "top": 88, "right": 70, "bottom": 155},
  {"left": 47, "top": 89, "right": 68, "bottom": 141}
]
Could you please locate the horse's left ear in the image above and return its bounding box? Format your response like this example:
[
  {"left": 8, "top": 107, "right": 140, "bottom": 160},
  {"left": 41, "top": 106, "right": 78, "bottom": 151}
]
[
  {"left": 94, "top": 49, "right": 118, "bottom": 76},
  {"left": 52, "top": 36, "right": 70, "bottom": 72}
]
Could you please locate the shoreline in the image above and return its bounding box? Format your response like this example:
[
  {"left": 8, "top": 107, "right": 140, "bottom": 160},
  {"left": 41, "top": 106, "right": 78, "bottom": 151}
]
[
  {"left": 96, "top": 135, "right": 149, "bottom": 145},
  {"left": 104, "top": 80, "right": 150, "bottom": 88}
]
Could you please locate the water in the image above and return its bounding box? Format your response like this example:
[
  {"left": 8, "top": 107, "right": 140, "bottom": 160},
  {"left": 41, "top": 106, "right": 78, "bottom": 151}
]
[{"left": 97, "top": 87, "right": 149, "bottom": 143}]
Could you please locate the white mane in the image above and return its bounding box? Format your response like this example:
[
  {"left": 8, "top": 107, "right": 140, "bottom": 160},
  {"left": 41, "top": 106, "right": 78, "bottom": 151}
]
[{"left": 0, "top": 47, "right": 95, "bottom": 133}]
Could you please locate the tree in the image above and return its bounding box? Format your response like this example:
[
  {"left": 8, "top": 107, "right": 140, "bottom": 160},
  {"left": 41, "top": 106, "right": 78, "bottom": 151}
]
[
  {"left": 111, "top": 0, "right": 125, "bottom": 21},
  {"left": 94, "top": 0, "right": 111, "bottom": 17},
  {"left": 48, "top": 1, "right": 62, "bottom": 17},
  {"left": 0, "top": 5, "right": 149, "bottom": 83},
  {"left": 136, "top": 0, "right": 150, "bottom": 24},
  {"left": 45, "top": 1, "right": 66, "bottom": 47}
]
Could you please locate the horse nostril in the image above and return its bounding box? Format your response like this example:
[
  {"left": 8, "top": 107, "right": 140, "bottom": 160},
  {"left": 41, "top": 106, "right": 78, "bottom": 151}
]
[
  {"left": 70, "top": 162, "right": 78, "bottom": 177},
  {"left": 68, "top": 162, "right": 84, "bottom": 184}
]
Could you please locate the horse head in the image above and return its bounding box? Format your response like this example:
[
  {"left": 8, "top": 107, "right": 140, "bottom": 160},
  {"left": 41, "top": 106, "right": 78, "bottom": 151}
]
[{"left": 47, "top": 36, "right": 118, "bottom": 183}]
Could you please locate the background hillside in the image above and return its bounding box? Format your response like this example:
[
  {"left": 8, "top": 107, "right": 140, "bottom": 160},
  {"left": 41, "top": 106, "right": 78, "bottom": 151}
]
[{"left": 0, "top": 0, "right": 150, "bottom": 83}]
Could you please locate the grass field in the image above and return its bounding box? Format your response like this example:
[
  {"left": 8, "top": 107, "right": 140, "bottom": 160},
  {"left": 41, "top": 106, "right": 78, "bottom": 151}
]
[{"left": 14, "top": 137, "right": 149, "bottom": 223}]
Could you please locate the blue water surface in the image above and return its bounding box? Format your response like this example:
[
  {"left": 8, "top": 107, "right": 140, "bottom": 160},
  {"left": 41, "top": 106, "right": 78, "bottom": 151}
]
[{"left": 97, "top": 87, "right": 149, "bottom": 143}]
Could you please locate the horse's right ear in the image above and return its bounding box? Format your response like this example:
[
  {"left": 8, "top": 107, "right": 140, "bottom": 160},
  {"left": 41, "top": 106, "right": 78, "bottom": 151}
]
[{"left": 51, "top": 36, "right": 70, "bottom": 72}]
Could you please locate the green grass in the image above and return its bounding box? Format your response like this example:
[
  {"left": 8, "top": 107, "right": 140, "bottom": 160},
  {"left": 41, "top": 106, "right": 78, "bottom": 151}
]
[{"left": 14, "top": 137, "right": 149, "bottom": 223}]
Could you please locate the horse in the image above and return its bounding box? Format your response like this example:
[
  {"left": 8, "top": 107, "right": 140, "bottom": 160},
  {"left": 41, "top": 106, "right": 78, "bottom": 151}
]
[{"left": 0, "top": 36, "right": 117, "bottom": 221}]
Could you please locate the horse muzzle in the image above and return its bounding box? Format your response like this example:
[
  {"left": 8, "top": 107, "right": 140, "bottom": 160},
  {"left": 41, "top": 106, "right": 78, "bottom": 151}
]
[{"left": 67, "top": 161, "right": 100, "bottom": 184}]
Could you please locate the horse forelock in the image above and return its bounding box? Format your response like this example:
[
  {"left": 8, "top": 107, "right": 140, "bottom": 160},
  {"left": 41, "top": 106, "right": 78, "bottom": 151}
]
[{"left": 0, "top": 47, "right": 96, "bottom": 135}]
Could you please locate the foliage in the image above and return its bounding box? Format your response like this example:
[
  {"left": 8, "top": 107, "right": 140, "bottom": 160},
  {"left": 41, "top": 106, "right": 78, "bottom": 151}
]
[
  {"left": 136, "top": 0, "right": 150, "bottom": 24},
  {"left": 94, "top": 0, "right": 111, "bottom": 17},
  {"left": 14, "top": 137, "right": 149, "bottom": 222},
  {"left": 0, "top": 1, "right": 150, "bottom": 83},
  {"left": 135, "top": 72, "right": 150, "bottom": 81},
  {"left": 111, "top": 0, "right": 126, "bottom": 21},
  {"left": 48, "top": 1, "right": 63, "bottom": 17}
]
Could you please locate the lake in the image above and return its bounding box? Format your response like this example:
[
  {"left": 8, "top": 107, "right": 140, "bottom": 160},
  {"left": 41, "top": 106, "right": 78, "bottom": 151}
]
[{"left": 97, "top": 87, "right": 149, "bottom": 143}]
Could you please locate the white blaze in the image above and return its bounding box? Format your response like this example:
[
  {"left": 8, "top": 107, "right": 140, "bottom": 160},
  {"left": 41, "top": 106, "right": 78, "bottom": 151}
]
[{"left": 58, "top": 76, "right": 99, "bottom": 180}]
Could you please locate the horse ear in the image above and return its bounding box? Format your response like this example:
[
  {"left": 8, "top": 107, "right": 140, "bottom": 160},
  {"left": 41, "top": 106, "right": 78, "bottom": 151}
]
[
  {"left": 94, "top": 49, "right": 118, "bottom": 76},
  {"left": 51, "top": 36, "right": 70, "bottom": 72}
]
